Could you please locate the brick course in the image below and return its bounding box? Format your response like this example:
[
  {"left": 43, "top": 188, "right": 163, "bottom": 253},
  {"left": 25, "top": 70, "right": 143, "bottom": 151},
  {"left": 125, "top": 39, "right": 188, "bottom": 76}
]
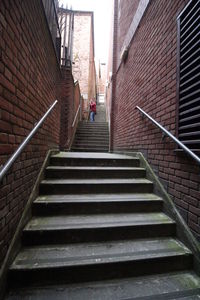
[{"left": 109, "top": 0, "right": 200, "bottom": 239}]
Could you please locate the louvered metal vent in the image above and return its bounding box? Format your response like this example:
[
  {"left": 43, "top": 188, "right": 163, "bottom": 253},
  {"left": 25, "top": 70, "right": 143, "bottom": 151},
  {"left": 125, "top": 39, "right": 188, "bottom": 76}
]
[{"left": 177, "top": 0, "right": 200, "bottom": 152}]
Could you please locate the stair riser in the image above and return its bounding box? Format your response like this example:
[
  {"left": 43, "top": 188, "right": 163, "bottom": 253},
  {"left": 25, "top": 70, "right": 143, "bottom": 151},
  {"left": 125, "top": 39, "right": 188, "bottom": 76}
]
[
  {"left": 9, "top": 254, "right": 192, "bottom": 288},
  {"left": 39, "top": 182, "right": 154, "bottom": 194},
  {"left": 50, "top": 157, "right": 140, "bottom": 167},
  {"left": 32, "top": 201, "right": 163, "bottom": 216},
  {"left": 45, "top": 169, "right": 146, "bottom": 179},
  {"left": 22, "top": 223, "right": 175, "bottom": 246}
]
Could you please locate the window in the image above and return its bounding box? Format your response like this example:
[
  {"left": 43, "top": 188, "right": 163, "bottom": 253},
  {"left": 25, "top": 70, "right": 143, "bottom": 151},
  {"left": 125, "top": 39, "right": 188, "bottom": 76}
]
[{"left": 177, "top": 0, "right": 200, "bottom": 152}]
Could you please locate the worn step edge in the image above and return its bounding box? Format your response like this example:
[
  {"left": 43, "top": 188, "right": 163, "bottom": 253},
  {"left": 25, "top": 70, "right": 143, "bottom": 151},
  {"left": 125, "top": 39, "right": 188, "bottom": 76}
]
[
  {"left": 32, "top": 195, "right": 163, "bottom": 215},
  {"left": 8, "top": 253, "right": 192, "bottom": 288},
  {"left": 46, "top": 166, "right": 145, "bottom": 171},
  {"left": 22, "top": 213, "right": 176, "bottom": 244},
  {"left": 11, "top": 238, "right": 191, "bottom": 270},
  {"left": 5, "top": 271, "right": 200, "bottom": 300},
  {"left": 35, "top": 193, "right": 162, "bottom": 202},
  {"left": 45, "top": 166, "right": 146, "bottom": 179},
  {"left": 22, "top": 223, "right": 176, "bottom": 245},
  {"left": 39, "top": 179, "right": 154, "bottom": 194}
]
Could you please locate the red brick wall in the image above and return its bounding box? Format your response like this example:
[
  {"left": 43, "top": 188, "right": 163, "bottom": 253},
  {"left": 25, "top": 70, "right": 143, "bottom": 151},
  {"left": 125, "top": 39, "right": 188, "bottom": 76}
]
[
  {"left": 74, "top": 82, "right": 81, "bottom": 121},
  {"left": 0, "top": 0, "right": 62, "bottom": 265},
  {"left": 59, "top": 67, "right": 74, "bottom": 150},
  {"left": 59, "top": 68, "right": 81, "bottom": 150},
  {"left": 111, "top": 0, "right": 200, "bottom": 239}
]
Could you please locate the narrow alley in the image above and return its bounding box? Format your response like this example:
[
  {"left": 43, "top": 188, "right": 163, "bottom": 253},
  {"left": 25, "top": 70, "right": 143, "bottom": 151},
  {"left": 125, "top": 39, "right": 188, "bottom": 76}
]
[{"left": 1, "top": 0, "right": 200, "bottom": 299}]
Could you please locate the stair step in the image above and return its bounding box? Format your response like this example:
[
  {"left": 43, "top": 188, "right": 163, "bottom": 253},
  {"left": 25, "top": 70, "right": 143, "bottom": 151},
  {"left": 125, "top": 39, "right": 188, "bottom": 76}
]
[
  {"left": 39, "top": 178, "right": 154, "bottom": 194},
  {"left": 6, "top": 271, "right": 200, "bottom": 299},
  {"left": 76, "top": 127, "right": 108, "bottom": 131},
  {"left": 50, "top": 152, "right": 140, "bottom": 167},
  {"left": 71, "top": 147, "right": 109, "bottom": 152},
  {"left": 22, "top": 213, "right": 176, "bottom": 245},
  {"left": 74, "top": 133, "right": 109, "bottom": 138},
  {"left": 9, "top": 238, "right": 192, "bottom": 287},
  {"left": 72, "top": 143, "right": 109, "bottom": 148},
  {"left": 77, "top": 124, "right": 108, "bottom": 128},
  {"left": 73, "top": 139, "right": 109, "bottom": 144},
  {"left": 75, "top": 133, "right": 108, "bottom": 138},
  {"left": 33, "top": 193, "right": 163, "bottom": 215},
  {"left": 45, "top": 166, "right": 146, "bottom": 179},
  {"left": 73, "top": 140, "right": 109, "bottom": 145}
]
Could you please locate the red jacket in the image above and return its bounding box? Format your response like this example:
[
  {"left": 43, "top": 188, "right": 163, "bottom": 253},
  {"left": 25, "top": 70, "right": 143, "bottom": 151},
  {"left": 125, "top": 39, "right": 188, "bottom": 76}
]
[{"left": 90, "top": 101, "right": 96, "bottom": 113}]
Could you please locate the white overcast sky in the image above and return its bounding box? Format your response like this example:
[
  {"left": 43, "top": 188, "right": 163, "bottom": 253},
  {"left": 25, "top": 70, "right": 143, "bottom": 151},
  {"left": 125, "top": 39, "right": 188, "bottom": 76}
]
[{"left": 58, "top": 0, "right": 113, "bottom": 62}]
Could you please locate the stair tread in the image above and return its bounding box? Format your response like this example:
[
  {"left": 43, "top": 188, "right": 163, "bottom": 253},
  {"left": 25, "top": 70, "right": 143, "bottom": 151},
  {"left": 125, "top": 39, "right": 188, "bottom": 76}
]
[
  {"left": 51, "top": 152, "right": 137, "bottom": 160},
  {"left": 24, "top": 212, "right": 174, "bottom": 231},
  {"left": 10, "top": 237, "right": 190, "bottom": 270},
  {"left": 6, "top": 271, "right": 200, "bottom": 299},
  {"left": 40, "top": 178, "right": 152, "bottom": 185},
  {"left": 46, "top": 166, "right": 145, "bottom": 171},
  {"left": 35, "top": 193, "right": 162, "bottom": 203}
]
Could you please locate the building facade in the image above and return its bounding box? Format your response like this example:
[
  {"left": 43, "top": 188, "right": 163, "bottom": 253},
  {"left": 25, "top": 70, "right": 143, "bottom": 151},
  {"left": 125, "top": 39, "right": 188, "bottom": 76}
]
[
  {"left": 107, "top": 0, "right": 200, "bottom": 239},
  {"left": 97, "top": 61, "right": 107, "bottom": 104},
  {"left": 58, "top": 8, "right": 97, "bottom": 119}
]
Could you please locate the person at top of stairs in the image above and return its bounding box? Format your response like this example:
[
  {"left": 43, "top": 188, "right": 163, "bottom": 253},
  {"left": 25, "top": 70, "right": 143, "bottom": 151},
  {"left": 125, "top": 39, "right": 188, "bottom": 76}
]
[{"left": 89, "top": 99, "right": 96, "bottom": 122}]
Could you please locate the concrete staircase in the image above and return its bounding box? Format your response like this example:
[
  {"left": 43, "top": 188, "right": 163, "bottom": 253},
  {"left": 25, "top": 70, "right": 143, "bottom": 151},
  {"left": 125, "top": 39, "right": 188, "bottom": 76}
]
[
  {"left": 5, "top": 152, "right": 200, "bottom": 299},
  {"left": 71, "top": 121, "right": 109, "bottom": 152}
]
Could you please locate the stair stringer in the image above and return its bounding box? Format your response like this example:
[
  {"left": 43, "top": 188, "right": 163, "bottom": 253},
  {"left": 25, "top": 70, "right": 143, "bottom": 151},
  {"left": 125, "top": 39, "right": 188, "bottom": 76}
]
[
  {"left": 0, "top": 149, "right": 59, "bottom": 300},
  {"left": 114, "top": 150, "right": 200, "bottom": 275}
]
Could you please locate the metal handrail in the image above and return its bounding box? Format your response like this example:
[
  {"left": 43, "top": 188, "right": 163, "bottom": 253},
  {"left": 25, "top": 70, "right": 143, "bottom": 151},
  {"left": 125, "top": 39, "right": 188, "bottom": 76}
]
[
  {"left": 72, "top": 105, "right": 80, "bottom": 127},
  {"left": 136, "top": 106, "right": 200, "bottom": 166},
  {"left": 0, "top": 100, "right": 58, "bottom": 182}
]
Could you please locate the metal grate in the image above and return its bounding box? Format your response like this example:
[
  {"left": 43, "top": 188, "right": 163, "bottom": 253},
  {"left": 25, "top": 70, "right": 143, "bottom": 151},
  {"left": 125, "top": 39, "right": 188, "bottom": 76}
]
[{"left": 177, "top": 0, "right": 200, "bottom": 152}]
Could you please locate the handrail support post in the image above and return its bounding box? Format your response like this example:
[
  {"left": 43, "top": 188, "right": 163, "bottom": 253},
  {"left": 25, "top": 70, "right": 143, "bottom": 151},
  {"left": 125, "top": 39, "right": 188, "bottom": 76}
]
[{"left": 162, "top": 132, "right": 166, "bottom": 140}]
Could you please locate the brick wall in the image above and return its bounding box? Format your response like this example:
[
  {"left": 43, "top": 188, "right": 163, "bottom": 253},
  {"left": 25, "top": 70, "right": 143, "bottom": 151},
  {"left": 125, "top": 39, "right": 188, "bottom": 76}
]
[
  {"left": 110, "top": 0, "right": 200, "bottom": 239},
  {"left": 73, "top": 12, "right": 93, "bottom": 99},
  {"left": 0, "top": 0, "right": 76, "bottom": 266},
  {"left": 88, "top": 15, "right": 96, "bottom": 101},
  {"left": 118, "top": 0, "right": 140, "bottom": 60}
]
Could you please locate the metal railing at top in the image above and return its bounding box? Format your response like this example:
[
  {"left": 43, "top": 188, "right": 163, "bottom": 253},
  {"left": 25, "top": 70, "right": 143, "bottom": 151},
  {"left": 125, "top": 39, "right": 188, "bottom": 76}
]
[
  {"left": 0, "top": 100, "right": 58, "bottom": 182},
  {"left": 136, "top": 106, "right": 200, "bottom": 166}
]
